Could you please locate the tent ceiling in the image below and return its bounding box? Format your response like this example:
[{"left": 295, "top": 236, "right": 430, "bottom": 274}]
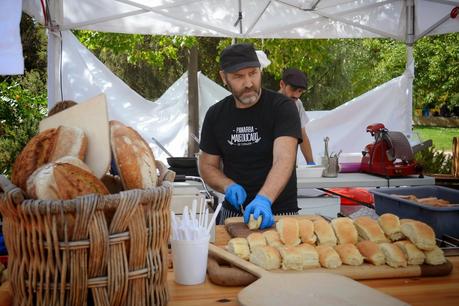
[{"left": 23, "top": 0, "right": 459, "bottom": 42}]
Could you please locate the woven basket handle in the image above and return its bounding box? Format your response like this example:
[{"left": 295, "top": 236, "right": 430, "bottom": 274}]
[{"left": 0, "top": 175, "right": 24, "bottom": 214}]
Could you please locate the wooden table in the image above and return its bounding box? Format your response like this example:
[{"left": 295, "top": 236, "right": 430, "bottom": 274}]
[{"left": 168, "top": 226, "right": 459, "bottom": 306}]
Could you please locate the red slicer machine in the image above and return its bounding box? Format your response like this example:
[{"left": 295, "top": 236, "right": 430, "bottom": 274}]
[{"left": 360, "top": 123, "right": 423, "bottom": 177}]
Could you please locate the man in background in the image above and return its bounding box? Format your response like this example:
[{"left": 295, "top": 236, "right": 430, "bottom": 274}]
[{"left": 279, "top": 68, "right": 315, "bottom": 165}]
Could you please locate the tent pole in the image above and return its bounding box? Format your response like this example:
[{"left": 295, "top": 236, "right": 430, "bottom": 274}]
[
  {"left": 46, "top": 0, "right": 63, "bottom": 110},
  {"left": 406, "top": 0, "right": 415, "bottom": 136},
  {"left": 188, "top": 45, "right": 199, "bottom": 157}
]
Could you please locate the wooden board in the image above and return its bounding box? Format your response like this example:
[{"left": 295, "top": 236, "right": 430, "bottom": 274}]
[
  {"left": 209, "top": 244, "right": 409, "bottom": 306},
  {"left": 225, "top": 215, "right": 325, "bottom": 238},
  {"left": 39, "top": 94, "right": 110, "bottom": 178}
]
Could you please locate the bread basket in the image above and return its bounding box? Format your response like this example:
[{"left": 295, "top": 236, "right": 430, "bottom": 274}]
[{"left": 0, "top": 161, "right": 174, "bottom": 306}]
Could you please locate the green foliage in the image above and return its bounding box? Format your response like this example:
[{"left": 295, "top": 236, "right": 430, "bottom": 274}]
[
  {"left": 413, "top": 126, "right": 459, "bottom": 151},
  {"left": 414, "top": 147, "right": 452, "bottom": 175},
  {"left": 0, "top": 76, "right": 47, "bottom": 176}
]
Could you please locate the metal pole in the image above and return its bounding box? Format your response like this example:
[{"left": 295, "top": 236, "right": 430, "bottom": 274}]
[{"left": 188, "top": 45, "right": 199, "bottom": 156}]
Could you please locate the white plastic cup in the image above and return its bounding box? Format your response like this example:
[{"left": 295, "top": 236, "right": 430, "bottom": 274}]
[{"left": 171, "top": 235, "right": 210, "bottom": 285}]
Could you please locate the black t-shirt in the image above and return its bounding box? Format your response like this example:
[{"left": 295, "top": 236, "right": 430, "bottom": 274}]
[{"left": 200, "top": 88, "right": 302, "bottom": 214}]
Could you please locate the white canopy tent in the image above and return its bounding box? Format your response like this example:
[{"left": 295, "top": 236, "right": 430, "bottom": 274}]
[{"left": 16, "top": 0, "right": 459, "bottom": 162}]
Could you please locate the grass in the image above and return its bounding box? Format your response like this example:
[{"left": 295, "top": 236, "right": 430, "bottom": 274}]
[{"left": 413, "top": 126, "right": 459, "bottom": 152}]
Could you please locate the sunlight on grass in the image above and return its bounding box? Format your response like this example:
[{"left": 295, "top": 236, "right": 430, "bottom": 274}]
[{"left": 413, "top": 126, "right": 459, "bottom": 151}]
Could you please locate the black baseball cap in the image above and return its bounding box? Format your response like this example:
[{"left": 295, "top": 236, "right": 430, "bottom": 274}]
[
  {"left": 220, "top": 43, "right": 261, "bottom": 73},
  {"left": 282, "top": 68, "right": 307, "bottom": 89}
]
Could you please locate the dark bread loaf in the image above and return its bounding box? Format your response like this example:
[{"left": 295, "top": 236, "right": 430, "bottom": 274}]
[
  {"left": 110, "top": 120, "right": 158, "bottom": 189},
  {"left": 12, "top": 126, "right": 88, "bottom": 192},
  {"left": 12, "top": 128, "right": 58, "bottom": 191}
]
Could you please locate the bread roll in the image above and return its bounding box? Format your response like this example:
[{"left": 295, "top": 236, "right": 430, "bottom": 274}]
[
  {"left": 394, "top": 240, "right": 425, "bottom": 265},
  {"left": 378, "top": 213, "right": 404, "bottom": 241},
  {"left": 356, "top": 240, "right": 385, "bottom": 266},
  {"left": 262, "top": 230, "right": 283, "bottom": 248},
  {"left": 248, "top": 214, "right": 262, "bottom": 230},
  {"left": 400, "top": 220, "right": 436, "bottom": 251},
  {"left": 379, "top": 243, "right": 407, "bottom": 268},
  {"left": 278, "top": 246, "right": 304, "bottom": 271},
  {"left": 247, "top": 232, "right": 267, "bottom": 251},
  {"left": 227, "top": 238, "right": 250, "bottom": 260},
  {"left": 354, "top": 216, "right": 388, "bottom": 243},
  {"left": 316, "top": 245, "right": 342, "bottom": 268},
  {"left": 424, "top": 246, "right": 446, "bottom": 265},
  {"left": 276, "top": 217, "right": 300, "bottom": 246},
  {"left": 249, "top": 246, "right": 281, "bottom": 270},
  {"left": 334, "top": 244, "right": 364, "bottom": 266},
  {"left": 11, "top": 128, "right": 58, "bottom": 191},
  {"left": 297, "top": 244, "right": 320, "bottom": 268},
  {"left": 331, "top": 217, "right": 358, "bottom": 245},
  {"left": 50, "top": 126, "right": 88, "bottom": 161},
  {"left": 298, "top": 219, "right": 316, "bottom": 244},
  {"left": 110, "top": 120, "right": 158, "bottom": 189}
]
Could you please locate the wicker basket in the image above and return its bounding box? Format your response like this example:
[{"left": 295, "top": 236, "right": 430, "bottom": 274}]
[{"left": 0, "top": 161, "right": 174, "bottom": 306}]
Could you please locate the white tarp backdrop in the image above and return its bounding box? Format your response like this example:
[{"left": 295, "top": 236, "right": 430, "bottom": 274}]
[
  {"left": 60, "top": 30, "right": 411, "bottom": 165},
  {"left": 0, "top": 0, "right": 24, "bottom": 75}
]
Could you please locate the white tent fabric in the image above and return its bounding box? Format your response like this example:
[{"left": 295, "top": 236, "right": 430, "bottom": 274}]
[
  {"left": 0, "top": 0, "right": 24, "bottom": 75},
  {"left": 60, "top": 30, "right": 411, "bottom": 165},
  {"left": 23, "top": 0, "right": 459, "bottom": 42}
]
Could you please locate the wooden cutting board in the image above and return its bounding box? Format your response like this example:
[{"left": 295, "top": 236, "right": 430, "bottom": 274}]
[
  {"left": 225, "top": 215, "right": 325, "bottom": 238},
  {"left": 39, "top": 94, "right": 110, "bottom": 178},
  {"left": 209, "top": 244, "right": 409, "bottom": 306}
]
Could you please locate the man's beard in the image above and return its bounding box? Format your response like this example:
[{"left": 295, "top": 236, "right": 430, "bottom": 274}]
[{"left": 227, "top": 83, "right": 262, "bottom": 106}]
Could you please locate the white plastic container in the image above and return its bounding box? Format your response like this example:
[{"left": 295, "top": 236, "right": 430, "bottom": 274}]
[
  {"left": 296, "top": 165, "right": 326, "bottom": 178},
  {"left": 171, "top": 235, "right": 210, "bottom": 285}
]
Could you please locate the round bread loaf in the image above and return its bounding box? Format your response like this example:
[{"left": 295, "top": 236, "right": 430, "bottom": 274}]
[
  {"left": 110, "top": 120, "right": 158, "bottom": 189},
  {"left": 12, "top": 128, "right": 58, "bottom": 191},
  {"left": 12, "top": 126, "right": 88, "bottom": 192}
]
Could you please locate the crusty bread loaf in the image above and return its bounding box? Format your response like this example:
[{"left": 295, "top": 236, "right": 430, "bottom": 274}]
[
  {"left": 227, "top": 237, "right": 250, "bottom": 260},
  {"left": 276, "top": 217, "right": 300, "bottom": 246},
  {"left": 315, "top": 245, "right": 342, "bottom": 268},
  {"left": 262, "top": 230, "right": 283, "bottom": 248},
  {"left": 248, "top": 214, "right": 262, "bottom": 230},
  {"left": 278, "top": 246, "right": 304, "bottom": 271},
  {"left": 400, "top": 220, "right": 436, "bottom": 251},
  {"left": 298, "top": 219, "right": 316, "bottom": 244},
  {"left": 354, "top": 216, "right": 388, "bottom": 243},
  {"left": 110, "top": 120, "right": 157, "bottom": 189},
  {"left": 12, "top": 128, "right": 58, "bottom": 191},
  {"left": 247, "top": 232, "right": 267, "bottom": 251},
  {"left": 334, "top": 244, "right": 364, "bottom": 266},
  {"left": 313, "top": 219, "right": 337, "bottom": 246},
  {"left": 26, "top": 157, "right": 105, "bottom": 200},
  {"left": 424, "top": 246, "right": 446, "bottom": 265},
  {"left": 379, "top": 243, "right": 407, "bottom": 268},
  {"left": 394, "top": 240, "right": 425, "bottom": 265},
  {"left": 50, "top": 126, "right": 88, "bottom": 161},
  {"left": 378, "top": 213, "right": 404, "bottom": 241},
  {"left": 331, "top": 217, "right": 358, "bottom": 245},
  {"left": 297, "top": 244, "right": 320, "bottom": 268},
  {"left": 356, "top": 240, "right": 385, "bottom": 266},
  {"left": 249, "top": 246, "right": 281, "bottom": 270}
]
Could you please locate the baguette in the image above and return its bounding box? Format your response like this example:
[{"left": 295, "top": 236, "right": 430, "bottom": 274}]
[
  {"left": 313, "top": 219, "right": 337, "bottom": 246},
  {"left": 378, "top": 213, "right": 404, "bottom": 241},
  {"left": 248, "top": 214, "right": 262, "bottom": 230},
  {"left": 354, "top": 216, "right": 388, "bottom": 243},
  {"left": 278, "top": 246, "right": 304, "bottom": 271},
  {"left": 262, "top": 230, "right": 283, "bottom": 248},
  {"left": 400, "top": 220, "right": 436, "bottom": 251},
  {"left": 379, "top": 243, "right": 407, "bottom": 268},
  {"left": 276, "top": 217, "right": 301, "bottom": 246},
  {"left": 424, "top": 246, "right": 446, "bottom": 265},
  {"left": 334, "top": 243, "right": 364, "bottom": 266},
  {"left": 247, "top": 232, "right": 267, "bottom": 251},
  {"left": 356, "top": 240, "right": 385, "bottom": 266},
  {"left": 394, "top": 240, "right": 425, "bottom": 265},
  {"left": 297, "top": 244, "right": 320, "bottom": 268},
  {"left": 298, "top": 219, "right": 316, "bottom": 244},
  {"left": 249, "top": 246, "right": 281, "bottom": 270},
  {"left": 227, "top": 238, "right": 250, "bottom": 260},
  {"left": 315, "top": 245, "right": 342, "bottom": 268},
  {"left": 331, "top": 217, "right": 358, "bottom": 245}
]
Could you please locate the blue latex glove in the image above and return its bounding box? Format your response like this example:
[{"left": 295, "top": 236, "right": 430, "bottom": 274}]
[
  {"left": 243, "top": 195, "right": 274, "bottom": 229},
  {"left": 225, "top": 183, "right": 247, "bottom": 210},
  {"left": 307, "top": 161, "right": 316, "bottom": 165}
]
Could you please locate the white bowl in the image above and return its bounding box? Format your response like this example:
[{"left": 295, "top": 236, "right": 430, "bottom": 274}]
[{"left": 296, "top": 165, "right": 325, "bottom": 178}]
